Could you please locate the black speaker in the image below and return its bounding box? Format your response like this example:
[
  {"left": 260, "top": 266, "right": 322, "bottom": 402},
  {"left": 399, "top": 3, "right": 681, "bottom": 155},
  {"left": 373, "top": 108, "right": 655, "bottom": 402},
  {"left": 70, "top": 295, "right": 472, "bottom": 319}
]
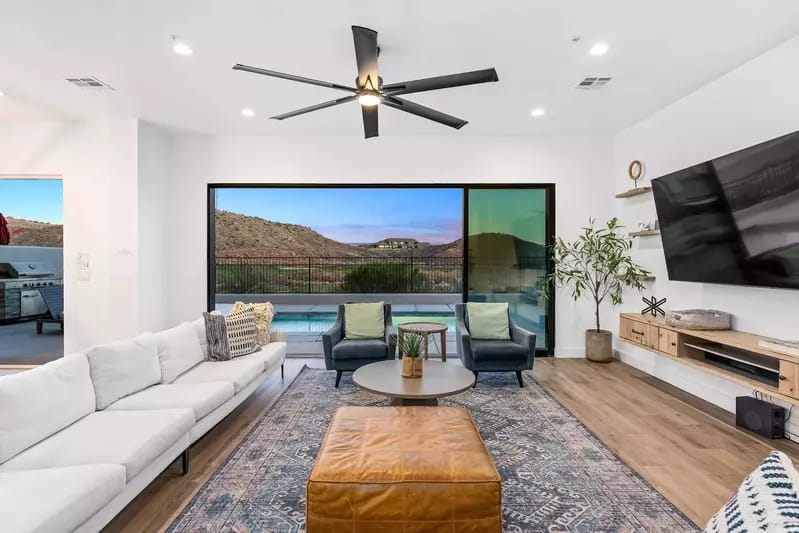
[{"left": 736, "top": 396, "right": 785, "bottom": 439}]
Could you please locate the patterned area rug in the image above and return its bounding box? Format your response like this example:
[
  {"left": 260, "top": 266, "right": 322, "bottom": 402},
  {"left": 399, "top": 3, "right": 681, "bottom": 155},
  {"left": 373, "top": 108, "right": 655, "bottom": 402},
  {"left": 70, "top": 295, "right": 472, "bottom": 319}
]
[{"left": 169, "top": 367, "right": 699, "bottom": 532}]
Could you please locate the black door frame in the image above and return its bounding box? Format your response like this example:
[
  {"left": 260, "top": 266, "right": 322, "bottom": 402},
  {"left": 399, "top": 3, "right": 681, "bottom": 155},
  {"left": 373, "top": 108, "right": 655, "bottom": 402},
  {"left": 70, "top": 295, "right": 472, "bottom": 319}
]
[{"left": 207, "top": 183, "right": 556, "bottom": 356}]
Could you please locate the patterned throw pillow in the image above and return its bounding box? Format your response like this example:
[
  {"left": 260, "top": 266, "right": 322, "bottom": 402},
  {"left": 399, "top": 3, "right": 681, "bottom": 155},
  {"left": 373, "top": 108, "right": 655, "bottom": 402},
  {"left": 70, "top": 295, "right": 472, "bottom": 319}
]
[
  {"left": 203, "top": 309, "right": 259, "bottom": 361},
  {"left": 230, "top": 301, "right": 275, "bottom": 345},
  {"left": 705, "top": 450, "right": 799, "bottom": 532}
]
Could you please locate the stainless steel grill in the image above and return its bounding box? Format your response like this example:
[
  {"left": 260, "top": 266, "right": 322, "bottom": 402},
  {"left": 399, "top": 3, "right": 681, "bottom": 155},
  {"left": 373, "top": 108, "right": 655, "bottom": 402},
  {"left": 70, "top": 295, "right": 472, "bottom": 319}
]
[{"left": 0, "top": 261, "right": 63, "bottom": 322}]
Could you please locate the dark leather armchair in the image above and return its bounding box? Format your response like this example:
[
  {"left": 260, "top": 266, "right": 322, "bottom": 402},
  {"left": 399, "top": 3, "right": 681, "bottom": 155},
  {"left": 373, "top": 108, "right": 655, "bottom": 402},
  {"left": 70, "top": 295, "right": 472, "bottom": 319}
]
[
  {"left": 322, "top": 303, "right": 397, "bottom": 387},
  {"left": 455, "top": 303, "right": 536, "bottom": 387}
]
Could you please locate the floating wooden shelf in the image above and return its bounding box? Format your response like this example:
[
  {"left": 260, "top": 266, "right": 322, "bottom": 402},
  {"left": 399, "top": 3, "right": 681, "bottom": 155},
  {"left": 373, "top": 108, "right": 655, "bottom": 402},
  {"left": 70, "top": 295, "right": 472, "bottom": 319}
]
[
  {"left": 630, "top": 230, "right": 660, "bottom": 237},
  {"left": 619, "top": 313, "right": 799, "bottom": 406},
  {"left": 615, "top": 275, "right": 656, "bottom": 282},
  {"left": 615, "top": 187, "right": 652, "bottom": 199}
]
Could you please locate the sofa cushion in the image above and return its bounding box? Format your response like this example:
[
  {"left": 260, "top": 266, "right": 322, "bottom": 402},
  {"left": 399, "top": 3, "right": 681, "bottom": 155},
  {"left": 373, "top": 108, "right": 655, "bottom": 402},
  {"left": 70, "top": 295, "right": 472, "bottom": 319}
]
[
  {"left": 105, "top": 382, "right": 234, "bottom": 421},
  {"left": 87, "top": 333, "right": 162, "bottom": 409},
  {"left": 190, "top": 317, "right": 210, "bottom": 359},
  {"left": 471, "top": 339, "right": 529, "bottom": 361},
  {"left": 332, "top": 339, "right": 388, "bottom": 360},
  {"left": 0, "top": 354, "right": 96, "bottom": 464},
  {"left": 705, "top": 450, "right": 799, "bottom": 533},
  {"left": 174, "top": 357, "right": 264, "bottom": 393},
  {"left": 0, "top": 409, "right": 193, "bottom": 482},
  {"left": 156, "top": 323, "right": 204, "bottom": 383},
  {"left": 344, "top": 302, "right": 385, "bottom": 339},
  {"left": 0, "top": 464, "right": 126, "bottom": 533},
  {"left": 245, "top": 342, "right": 287, "bottom": 373},
  {"left": 466, "top": 302, "right": 510, "bottom": 340}
]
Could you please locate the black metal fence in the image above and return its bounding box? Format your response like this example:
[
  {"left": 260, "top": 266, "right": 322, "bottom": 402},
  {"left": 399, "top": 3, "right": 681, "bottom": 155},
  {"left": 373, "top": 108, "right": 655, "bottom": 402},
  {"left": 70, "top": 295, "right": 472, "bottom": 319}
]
[
  {"left": 216, "top": 255, "right": 548, "bottom": 295},
  {"left": 216, "top": 256, "right": 463, "bottom": 294}
]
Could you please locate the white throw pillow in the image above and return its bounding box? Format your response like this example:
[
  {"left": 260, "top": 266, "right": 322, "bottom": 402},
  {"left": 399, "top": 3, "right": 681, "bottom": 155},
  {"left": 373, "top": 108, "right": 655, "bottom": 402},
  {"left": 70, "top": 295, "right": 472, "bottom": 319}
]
[
  {"left": 87, "top": 333, "right": 161, "bottom": 410},
  {"left": 155, "top": 323, "right": 204, "bottom": 384},
  {"left": 0, "top": 354, "right": 96, "bottom": 463},
  {"left": 190, "top": 317, "right": 210, "bottom": 359}
]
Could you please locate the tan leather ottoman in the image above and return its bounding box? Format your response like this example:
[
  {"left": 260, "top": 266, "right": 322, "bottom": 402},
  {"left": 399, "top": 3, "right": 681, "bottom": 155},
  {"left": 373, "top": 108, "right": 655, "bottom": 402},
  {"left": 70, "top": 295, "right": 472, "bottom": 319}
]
[{"left": 306, "top": 406, "right": 501, "bottom": 532}]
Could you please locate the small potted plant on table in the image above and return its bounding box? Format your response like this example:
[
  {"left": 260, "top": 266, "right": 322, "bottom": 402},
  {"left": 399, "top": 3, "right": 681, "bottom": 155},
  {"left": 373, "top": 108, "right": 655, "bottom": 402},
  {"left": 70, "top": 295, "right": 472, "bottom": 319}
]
[
  {"left": 400, "top": 332, "right": 424, "bottom": 377},
  {"left": 547, "top": 218, "right": 651, "bottom": 362}
]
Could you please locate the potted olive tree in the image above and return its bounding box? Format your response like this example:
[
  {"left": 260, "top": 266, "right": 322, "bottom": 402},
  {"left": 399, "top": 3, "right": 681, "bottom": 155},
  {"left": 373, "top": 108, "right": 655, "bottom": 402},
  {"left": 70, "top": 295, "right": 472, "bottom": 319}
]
[{"left": 546, "top": 218, "right": 651, "bottom": 362}]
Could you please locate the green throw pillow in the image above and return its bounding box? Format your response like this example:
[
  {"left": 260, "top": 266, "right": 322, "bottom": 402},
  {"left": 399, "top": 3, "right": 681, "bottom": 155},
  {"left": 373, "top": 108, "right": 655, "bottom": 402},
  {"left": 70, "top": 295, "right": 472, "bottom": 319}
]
[
  {"left": 467, "top": 302, "right": 510, "bottom": 340},
  {"left": 344, "top": 302, "right": 385, "bottom": 339}
]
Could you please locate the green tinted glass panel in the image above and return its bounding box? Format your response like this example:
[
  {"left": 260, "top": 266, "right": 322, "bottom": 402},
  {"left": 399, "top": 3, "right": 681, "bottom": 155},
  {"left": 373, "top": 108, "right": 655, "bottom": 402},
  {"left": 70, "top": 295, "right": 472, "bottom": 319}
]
[{"left": 467, "top": 188, "right": 549, "bottom": 350}]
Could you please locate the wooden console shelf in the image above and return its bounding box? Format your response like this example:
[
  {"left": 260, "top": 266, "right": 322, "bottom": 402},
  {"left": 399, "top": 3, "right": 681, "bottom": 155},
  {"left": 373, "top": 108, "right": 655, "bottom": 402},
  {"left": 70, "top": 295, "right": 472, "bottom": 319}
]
[{"left": 619, "top": 313, "right": 799, "bottom": 405}]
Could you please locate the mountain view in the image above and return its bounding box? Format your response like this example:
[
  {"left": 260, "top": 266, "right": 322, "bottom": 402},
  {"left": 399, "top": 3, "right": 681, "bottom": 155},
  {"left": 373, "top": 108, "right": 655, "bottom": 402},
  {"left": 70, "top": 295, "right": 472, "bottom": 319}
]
[
  {"left": 3, "top": 217, "right": 63, "bottom": 247},
  {"left": 215, "top": 210, "right": 462, "bottom": 257}
]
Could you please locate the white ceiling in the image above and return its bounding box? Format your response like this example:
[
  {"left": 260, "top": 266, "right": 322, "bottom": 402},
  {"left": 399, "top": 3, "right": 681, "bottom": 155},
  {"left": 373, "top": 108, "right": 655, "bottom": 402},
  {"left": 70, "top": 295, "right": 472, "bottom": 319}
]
[{"left": 0, "top": 0, "right": 798, "bottom": 136}]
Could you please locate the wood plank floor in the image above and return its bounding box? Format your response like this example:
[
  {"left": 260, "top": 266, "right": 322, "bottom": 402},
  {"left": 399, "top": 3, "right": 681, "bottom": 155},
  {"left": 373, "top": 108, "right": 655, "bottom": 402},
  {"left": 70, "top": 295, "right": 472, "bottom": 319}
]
[{"left": 105, "top": 357, "right": 799, "bottom": 531}]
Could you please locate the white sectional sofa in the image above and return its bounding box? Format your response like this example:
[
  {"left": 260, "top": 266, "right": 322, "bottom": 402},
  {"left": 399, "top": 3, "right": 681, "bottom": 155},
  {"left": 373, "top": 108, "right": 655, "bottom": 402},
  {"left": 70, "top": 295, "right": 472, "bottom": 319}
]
[{"left": 0, "top": 317, "right": 286, "bottom": 533}]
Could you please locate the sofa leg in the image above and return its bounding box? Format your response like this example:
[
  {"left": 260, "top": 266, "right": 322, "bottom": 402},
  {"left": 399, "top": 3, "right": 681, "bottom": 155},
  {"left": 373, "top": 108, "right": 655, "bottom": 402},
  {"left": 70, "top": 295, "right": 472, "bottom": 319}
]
[
  {"left": 516, "top": 370, "right": 524, "bottom": 388},
  {"left": 335, "top": 370, "right": 343, "bottom": 388},
  {"left": 181, "top": 448, "right": 190, "bottom": 475},
  {"left": 472, "top": 371, "right": 478, "bottom": 388},
  {"left": 281, "top": 363, "right": 284, "bottom": 380}
]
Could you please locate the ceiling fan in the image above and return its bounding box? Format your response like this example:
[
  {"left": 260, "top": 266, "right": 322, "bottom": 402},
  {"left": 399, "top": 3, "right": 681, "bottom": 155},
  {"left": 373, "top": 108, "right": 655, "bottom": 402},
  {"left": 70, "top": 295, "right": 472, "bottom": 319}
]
[{"left": 232, "top": 25, "right": 499, "bottom": 138}]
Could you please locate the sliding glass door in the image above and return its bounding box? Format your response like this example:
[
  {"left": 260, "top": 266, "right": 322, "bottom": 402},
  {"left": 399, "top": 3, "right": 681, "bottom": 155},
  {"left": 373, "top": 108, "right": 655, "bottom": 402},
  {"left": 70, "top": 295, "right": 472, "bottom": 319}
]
[{"left": 466, "top": 187, "right": 554, "bottom": 354}]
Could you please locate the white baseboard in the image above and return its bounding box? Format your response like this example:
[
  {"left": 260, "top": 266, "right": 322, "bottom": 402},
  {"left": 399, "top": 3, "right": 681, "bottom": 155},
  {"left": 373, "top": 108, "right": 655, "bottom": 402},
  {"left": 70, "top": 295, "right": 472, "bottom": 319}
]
[{"left": 554, "top": 347, "right": 584, "bottom": 358}]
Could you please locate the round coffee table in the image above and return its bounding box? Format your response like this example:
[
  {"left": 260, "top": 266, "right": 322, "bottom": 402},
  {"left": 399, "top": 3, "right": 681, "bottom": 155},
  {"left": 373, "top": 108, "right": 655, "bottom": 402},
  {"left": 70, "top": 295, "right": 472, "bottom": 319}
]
[
  {"left": 398, "top": 322, "right": 448, "bottom": 361},
  {"left": 352, "top": 360, "right": 475, "bottom": 406}
]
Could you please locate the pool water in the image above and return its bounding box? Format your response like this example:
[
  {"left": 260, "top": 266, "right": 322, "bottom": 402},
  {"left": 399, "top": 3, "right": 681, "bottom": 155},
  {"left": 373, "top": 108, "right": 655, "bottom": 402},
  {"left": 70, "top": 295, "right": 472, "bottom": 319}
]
[{"left": 271, "top": 313, "right": 456, "bottom": 334}]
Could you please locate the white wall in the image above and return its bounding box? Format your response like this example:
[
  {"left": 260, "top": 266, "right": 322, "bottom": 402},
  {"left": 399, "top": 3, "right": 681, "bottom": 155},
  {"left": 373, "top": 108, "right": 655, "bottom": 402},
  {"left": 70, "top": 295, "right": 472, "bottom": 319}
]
[
  {"left": 163, "top": 134, "right": 615, "bottom": 356},
  {"left": 614, "top": 36, "right": 799, "bottom": 427},
  {"left": 137, "top": 122, "right": 172, "bottom": 332},
  {"left": 0, "top": 120, "right": 140, "bottom": 352}
]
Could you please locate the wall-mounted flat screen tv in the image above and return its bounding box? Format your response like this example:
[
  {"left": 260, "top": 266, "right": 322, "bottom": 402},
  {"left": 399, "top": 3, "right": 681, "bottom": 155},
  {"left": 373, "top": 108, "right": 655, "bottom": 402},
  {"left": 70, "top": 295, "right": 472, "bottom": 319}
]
[{"left": 652, "top": 130, "right": 799, "bottom": 290}]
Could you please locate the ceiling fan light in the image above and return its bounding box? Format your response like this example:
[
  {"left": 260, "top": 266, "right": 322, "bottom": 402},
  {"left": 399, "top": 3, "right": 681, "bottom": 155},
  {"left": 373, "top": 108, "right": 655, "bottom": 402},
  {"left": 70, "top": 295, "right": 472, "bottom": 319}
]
[{"left": 358, "top": 93, "right": 381, "bottom": 107}]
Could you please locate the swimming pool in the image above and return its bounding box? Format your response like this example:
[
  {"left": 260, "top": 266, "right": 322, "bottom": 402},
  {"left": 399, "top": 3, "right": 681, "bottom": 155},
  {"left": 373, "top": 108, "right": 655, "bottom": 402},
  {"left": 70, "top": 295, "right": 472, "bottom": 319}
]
[{"left": 271, "top": 313, "right": 456, "bottom": 334}]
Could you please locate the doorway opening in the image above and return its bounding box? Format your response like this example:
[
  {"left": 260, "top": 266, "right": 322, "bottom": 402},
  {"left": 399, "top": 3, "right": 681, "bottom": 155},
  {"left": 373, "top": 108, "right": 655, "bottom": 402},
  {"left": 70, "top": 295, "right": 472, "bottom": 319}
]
[{"left": 0, "top": 177, "right": 64, "bottom": 367}]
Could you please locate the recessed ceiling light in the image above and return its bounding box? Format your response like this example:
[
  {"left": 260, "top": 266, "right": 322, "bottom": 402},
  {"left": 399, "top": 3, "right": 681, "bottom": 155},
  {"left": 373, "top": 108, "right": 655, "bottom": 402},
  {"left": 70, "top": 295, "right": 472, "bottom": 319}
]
[
  {"left": 241, "top": 107, "right": 255, "bottom": 118},
  {"left": 589, "top": 42, "right": 609, "bottom": 56},
  {"left": 0, "top": 90, "right": 4, "bottom": 97},
  {"left": 530, "top": 107, "right": 546, "bottom": 117},
  {"left": 171, "top": 35, "right": 194, "bottom": 56}
]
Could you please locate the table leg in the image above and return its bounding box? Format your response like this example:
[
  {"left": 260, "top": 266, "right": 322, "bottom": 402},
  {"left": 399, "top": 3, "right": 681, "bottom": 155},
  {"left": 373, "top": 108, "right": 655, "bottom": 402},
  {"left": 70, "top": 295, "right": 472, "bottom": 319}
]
[
  {"left": 441, "top": 331, "right": 447, "bottom": 362},
  {"left": 424, "top": 332, "right": 429, "bottom": 360}
]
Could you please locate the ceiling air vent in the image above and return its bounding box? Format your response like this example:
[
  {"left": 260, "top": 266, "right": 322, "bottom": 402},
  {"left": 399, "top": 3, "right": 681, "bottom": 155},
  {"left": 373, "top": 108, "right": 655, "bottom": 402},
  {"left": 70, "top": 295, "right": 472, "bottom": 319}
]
[
  {"left": 576, "top": 76, "right": 611, "bottom": 90},
  {"left": 65, "top": 77, "right": 115, "bottom": 91}
]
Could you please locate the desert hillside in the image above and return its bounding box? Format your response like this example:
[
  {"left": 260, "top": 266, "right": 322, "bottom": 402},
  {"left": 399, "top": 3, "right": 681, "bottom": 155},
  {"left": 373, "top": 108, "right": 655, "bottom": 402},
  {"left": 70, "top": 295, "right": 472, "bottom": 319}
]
[
  {"left": 3, "top": 217, "right": 63, "bottom": 247},
  {"left": 215, "top": 210, "right": 462, "bottom": 258}
]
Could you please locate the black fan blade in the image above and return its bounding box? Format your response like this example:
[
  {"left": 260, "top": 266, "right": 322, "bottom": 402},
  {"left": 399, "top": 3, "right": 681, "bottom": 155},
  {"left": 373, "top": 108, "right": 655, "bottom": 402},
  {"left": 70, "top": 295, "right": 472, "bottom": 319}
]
[
  {"left": 383, "top": 96, "right": 467, "bottom": 129},
  {"left": 271, "top": 95, "right": 358, "bottom": 120},
  {"left": 382, "top": 68, "right": 498, "bottom": 95},
  {"left": 362, "top": 105, "right": 378, "bottom": 139},
  {"left": 233, "top": 64, "right": 357, "bottom": 93},
  {"left": 352, "top": 26, "right": 379, "bottom": 89}
]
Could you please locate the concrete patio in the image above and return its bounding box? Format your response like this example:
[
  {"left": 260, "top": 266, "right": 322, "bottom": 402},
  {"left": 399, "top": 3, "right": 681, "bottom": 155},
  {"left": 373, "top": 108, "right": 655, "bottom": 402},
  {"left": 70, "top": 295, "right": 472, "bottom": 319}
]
[{"left": 0, "top": 319, "right": 63, "bottom": 365}]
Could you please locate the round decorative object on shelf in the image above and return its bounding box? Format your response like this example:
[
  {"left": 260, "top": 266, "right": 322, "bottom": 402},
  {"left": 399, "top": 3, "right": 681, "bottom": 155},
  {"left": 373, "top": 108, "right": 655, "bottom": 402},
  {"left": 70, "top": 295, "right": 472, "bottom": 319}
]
[{"left": 628, "top": 160, "right": 644, "bottom": 187}]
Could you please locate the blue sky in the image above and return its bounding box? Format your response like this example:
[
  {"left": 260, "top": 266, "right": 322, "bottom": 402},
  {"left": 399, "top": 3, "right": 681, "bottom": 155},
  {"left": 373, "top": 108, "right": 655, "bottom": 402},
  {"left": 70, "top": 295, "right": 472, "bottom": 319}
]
[
  {"left": 0, "top": 179, "right": 63, "bottom": 223},
  {"left": 217, "top": 188, "right": 463, "bottom": 244}
]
